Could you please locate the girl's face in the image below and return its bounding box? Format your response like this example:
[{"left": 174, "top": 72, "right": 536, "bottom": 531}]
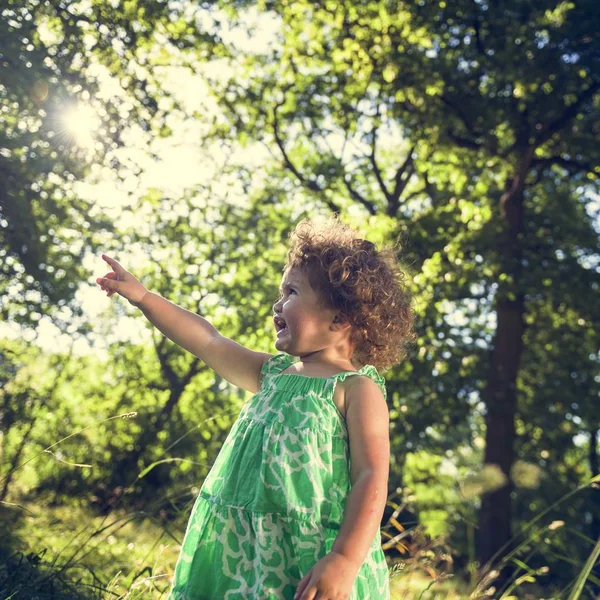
[{"left": 272, "top": 267, "right": 341, "bottom": 356}]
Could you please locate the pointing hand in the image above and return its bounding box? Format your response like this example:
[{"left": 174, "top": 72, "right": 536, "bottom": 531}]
[{"left": 96, "top": 254, "right": 149, "bottom": 308}]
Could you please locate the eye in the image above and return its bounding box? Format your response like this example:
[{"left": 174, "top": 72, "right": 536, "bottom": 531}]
[{"left": 278, "top": 286, "right": 296, "bottom": 298}]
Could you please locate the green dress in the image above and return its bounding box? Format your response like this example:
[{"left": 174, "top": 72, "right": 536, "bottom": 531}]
[{"left": 168, "top": 352, "right": 391, "bottom": 600}]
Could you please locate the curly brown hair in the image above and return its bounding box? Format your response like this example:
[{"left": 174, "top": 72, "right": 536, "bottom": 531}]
[{"left": 282, "top": 213, "right": 416, "bottom": 372}]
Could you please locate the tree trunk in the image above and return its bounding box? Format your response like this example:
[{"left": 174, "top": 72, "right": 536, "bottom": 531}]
[
  {"left": 109, "top": 384, "right": 187, "bottom": 489},
  {"left": 478, "top": 294, "right": 524, "bottom": 567},
  {"left": 477, "top": 148, "right": 532, "bottom": 569},
  {"left": 108, "top": 365, "right": 215, "bottom": 494}
]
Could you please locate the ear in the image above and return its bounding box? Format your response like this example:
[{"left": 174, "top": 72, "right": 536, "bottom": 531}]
[{"left": 331, "top": 311, "right": 352, "bottom": 332}]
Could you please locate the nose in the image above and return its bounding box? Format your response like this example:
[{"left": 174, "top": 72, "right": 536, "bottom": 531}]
[{"left": 272, "top": 296, "right": 282, "bottom": 315}]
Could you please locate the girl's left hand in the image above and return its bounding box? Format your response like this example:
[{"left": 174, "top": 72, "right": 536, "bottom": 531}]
[{"left": 294, "top": 551, "right": 360, "bottom": 600}]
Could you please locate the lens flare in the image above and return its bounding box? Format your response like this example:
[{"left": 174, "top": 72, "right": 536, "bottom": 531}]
[{"left": 62, "top": 103, "right": 100, "bottom": 149}]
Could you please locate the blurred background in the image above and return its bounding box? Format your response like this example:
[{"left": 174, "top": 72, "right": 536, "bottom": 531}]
[{"left": 1, "top": 1, "right": 599, "bottom": 598}]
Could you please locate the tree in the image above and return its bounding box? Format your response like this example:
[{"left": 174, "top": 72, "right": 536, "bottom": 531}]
[
  {"left": 0, "top": 0, "right": 218, "bottom": 330},
  {"left": 200, "top": 0, "right": 600, "bottom": 569},
  {"left": 3, "top": 0, "right": 599, "bottom": 587}
]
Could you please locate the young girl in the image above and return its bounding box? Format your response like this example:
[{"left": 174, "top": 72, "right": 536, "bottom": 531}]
[{"left": 96, "top": 214, "right": 415, "bottom": 600}]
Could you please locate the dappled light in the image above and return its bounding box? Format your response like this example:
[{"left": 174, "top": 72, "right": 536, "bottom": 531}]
[{"left": 1, "top": 0, "right": 599, "bottom": 599}]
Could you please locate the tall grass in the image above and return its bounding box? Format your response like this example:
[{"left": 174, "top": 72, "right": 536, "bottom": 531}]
[
  {"left": 3, "top": 487, "right": 598, "bottom": 600},
  {"left": 1, "top": 412, "right": 599, "bottom": 600}
]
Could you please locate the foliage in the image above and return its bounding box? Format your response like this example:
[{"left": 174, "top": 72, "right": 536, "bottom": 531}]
[
  {"left": 0, "top": 0, "right": 224, "bottom": 329},
  {"left": 1, "top": 0, "right": 599, "bottom": 595},
  {"left": 200, "top": 0, "right": 600, "bottom": 573}
]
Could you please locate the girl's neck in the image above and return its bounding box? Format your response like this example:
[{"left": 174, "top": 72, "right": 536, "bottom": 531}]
[{"left": 295, "top": 354, "right": 361, "bottom": 372}]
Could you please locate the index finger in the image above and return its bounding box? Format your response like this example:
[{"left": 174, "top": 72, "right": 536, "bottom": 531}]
[{"left": 102, "top": 254, "right": 123, "bottom": 272}]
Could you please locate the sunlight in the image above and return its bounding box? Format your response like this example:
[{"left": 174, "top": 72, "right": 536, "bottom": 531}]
[{"left": 62, "top": 103, "right": 100, "bottom": 149}]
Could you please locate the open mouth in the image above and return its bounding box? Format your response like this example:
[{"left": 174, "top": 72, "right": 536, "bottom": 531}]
[{"left": 274, "top": 316, "right": 288, "bottom": 334}]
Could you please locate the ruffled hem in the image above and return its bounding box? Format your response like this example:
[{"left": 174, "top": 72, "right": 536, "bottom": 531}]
[{"left": 168, "top": 494, "right": 390, "bottom": 600}]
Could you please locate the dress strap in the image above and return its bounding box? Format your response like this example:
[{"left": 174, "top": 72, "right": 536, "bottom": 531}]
[
  {"left": 331, "top": 365, "right": 387, "bottom": 401},
  {"left": 260, "top": 352, "right": 295, "bottom": 376}
]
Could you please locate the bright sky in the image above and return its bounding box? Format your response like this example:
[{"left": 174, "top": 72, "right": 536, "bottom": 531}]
[{"left": 1, "top": 7, "right": 280, "bottom": 359}]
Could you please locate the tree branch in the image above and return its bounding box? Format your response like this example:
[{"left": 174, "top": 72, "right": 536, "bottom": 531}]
[
  {"left": 369, "top": 128, "right": 392, "bottom": 202},
  {"left": 440, "top": 94, "right": 484, "bottom": 139},
  {"left": 447, "top": 131, "right": 484, "bottom": 150},
  {"left": 473, "top": 16, "right": 486, "bottom": 57},
  {"left": 343, "top": 176, "right": 377, "bottom": 215},
  {"left": 535, "top": 81, "right": 600, "bottom": 147},
  {"left": 271, "top": 103, "right": 341, "bottom": 213},
  {"left": 391, "top": 144, "right": 417, "bottom": 202},
  {"left": 402, "top": 186, "right": 428, "bottom": 204},
  {"left": 272, "top": 106, "right": 322, "bottom": 194}
]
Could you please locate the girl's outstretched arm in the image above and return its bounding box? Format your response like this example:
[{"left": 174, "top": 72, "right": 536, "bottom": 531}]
[
  {"left": 96, "top": 254, "right": 273, "bottom": 394},
  {"left": 295, "top": 376, "right": 390, "bottom": 600}
]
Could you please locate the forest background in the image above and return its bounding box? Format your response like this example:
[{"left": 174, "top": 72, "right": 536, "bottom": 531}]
[{"left": 1, "top": 0, "right": 599, "bottom": 598}]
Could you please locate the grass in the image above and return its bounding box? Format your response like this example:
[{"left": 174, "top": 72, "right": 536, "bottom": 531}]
[
  {"left": 1, "top": 416, "right": 598, "bottom": 599},
  {"left": 3, "top": 473, "right": 600, "bottom": 599},
  {"left": 0, "top": 501, "right": 177, "bottom": 599},
  {"left": 2, "top": 496, "right": 593, "bottom": 600},
  {"left": 1, "top": 498, "right": 471, "bottom": 600}
]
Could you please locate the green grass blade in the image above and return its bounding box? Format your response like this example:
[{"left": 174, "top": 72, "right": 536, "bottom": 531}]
[
  {"left": 566, "top": 535, "right": 600, "bottom": 600},
  {"left": 485, "top": 474, "right": 600, "bottom": 569}
]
